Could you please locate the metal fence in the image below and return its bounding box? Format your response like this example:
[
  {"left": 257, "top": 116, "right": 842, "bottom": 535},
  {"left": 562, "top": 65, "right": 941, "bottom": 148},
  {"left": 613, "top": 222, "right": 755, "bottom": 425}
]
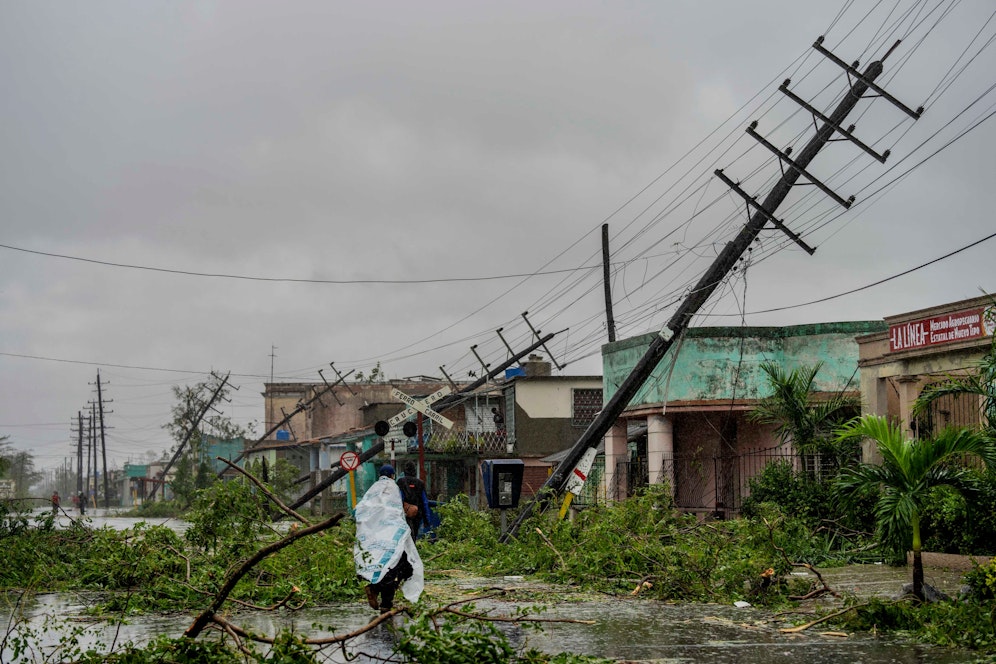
[
  {"left": 609, "top": 446, "right": 833, "bottom": 517},
  {"left": 913, "top": 387, "right": 983, "bottom": 439},
  {"left": 418, "top": 428, "right": 511, "bottom": 455}
]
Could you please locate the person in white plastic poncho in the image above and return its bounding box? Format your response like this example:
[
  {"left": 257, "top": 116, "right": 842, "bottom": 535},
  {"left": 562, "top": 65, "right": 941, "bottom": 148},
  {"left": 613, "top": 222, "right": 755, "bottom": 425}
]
[{"left": 353, "top": 464, "right": 424, "bottom": 613}]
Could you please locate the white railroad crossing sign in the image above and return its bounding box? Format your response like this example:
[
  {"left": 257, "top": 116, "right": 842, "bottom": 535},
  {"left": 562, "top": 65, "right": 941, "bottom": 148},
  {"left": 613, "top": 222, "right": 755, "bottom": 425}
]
[{"left": 388, "top": 387, "right": 454, "bottom": 430}]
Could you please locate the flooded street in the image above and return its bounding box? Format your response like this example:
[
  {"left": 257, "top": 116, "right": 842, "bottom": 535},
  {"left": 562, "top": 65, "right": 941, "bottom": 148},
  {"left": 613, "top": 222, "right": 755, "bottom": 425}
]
[
  {"left": 43, "top": 507, "right": 191, "bottom": 534},
  {"left": 2, "top": 512, "right": 982, "bottom": 662},
  {"left": 4, "top": 571, "right": 980, "bottom": 662}
]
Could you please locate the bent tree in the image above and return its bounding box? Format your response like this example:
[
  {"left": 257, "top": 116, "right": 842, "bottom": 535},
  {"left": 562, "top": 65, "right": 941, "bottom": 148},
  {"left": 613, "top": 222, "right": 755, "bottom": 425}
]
[{"left": 835, "top": 414, "right": 996, "bottom": 600}]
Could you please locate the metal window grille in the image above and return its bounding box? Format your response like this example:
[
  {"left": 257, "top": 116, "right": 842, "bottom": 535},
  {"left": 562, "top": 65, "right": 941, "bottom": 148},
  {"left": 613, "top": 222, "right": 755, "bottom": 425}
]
[
  {"left": 572, "top": 388, "right": 603, "bottom": 427},
  {"left": 913, "top": 381, "right": 983, "bottom": 439}
]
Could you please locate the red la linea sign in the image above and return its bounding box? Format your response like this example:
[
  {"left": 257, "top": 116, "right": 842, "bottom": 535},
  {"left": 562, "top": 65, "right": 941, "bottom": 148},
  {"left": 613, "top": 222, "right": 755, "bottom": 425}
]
[{"left": 889, "top": 306, "right": 995, "bottom": 353}]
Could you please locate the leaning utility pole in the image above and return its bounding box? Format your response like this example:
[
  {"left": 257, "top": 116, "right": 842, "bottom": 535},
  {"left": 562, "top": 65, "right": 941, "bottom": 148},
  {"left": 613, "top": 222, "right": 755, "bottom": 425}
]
[
  {"left": 160, "top": 373, "right": 231, "bottom": 499},
  {"left": 502, "top": 38, "right": 920, "bottom": 542},
  {"left": 282, "top": 330, "right": 565, "bottom": 518},
  {"left": 223, "top": 368, "right": 354, "bottom": 475}
]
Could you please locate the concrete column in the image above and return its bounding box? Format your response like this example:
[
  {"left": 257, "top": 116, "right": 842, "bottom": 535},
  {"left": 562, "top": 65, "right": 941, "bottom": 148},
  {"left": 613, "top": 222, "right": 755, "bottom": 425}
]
[
  {"left": 647, "top": 414, "right": 674, "bottom": 494},
  {"left": 896, "top": 375, "right": 920, "bottom": 440},
  {"left": 602, "top": 421, "right": 628, "bottom": 503}
]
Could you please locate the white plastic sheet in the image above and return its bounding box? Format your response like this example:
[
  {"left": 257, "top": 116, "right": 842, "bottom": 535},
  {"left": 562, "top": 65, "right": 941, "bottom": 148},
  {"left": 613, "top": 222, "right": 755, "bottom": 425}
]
[{"left": 353, "top": 477, "right": 424, "bottom": 602}]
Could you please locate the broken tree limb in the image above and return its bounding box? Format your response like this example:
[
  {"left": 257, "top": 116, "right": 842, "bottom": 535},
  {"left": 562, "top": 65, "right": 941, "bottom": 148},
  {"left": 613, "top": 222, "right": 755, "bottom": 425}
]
[
  {"left": 442, "top": 608, "right": 596, "bottom": 625},
  {"left": 218, "top": 456, "right": 311, "bottom": 525},
  {"left": 210, "top": 607, "right": 402, "bottom": 646},
  {"left": 763, "top": 517, "right": 840, "bottom": 600},
  {"left": 534, "top": 527, "right": 566, "bottom": 570},
  {"left": 184, "top": 513, "right": 343, "bottom": 639},
  {"left": 779, "top": 603, "right": 869, "bottom": 634}
]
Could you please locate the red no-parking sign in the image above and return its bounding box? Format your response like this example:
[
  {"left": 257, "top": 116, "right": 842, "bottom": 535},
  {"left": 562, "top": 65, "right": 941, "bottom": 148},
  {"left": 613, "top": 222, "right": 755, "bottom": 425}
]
[{"left": 340, "top": 451, "right": 360, "bottom": 471}]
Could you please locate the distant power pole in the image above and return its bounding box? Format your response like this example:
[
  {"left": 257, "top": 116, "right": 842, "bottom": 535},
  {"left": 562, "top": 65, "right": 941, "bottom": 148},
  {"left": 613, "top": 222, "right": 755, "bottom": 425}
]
[
  {"left": 602, "top": 223, "right": 616, "bottom": 343},
  {"left": 76, "top": 411, "right": 84, "bottom": 497},
  {"left": 88, "top": 403, "right": 96, "bottom": 502},
  {"left": 270, "top": 345, "right": 277, "bottom": 383},
  {"left": 96, "top": 370, "right": 110, "bottom": 509}
]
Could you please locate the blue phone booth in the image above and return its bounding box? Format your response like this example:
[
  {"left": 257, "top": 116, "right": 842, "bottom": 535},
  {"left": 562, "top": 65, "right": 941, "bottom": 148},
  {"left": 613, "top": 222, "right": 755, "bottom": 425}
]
[{"left": 481, "top": 459, "right": 524, "bottom": 510}]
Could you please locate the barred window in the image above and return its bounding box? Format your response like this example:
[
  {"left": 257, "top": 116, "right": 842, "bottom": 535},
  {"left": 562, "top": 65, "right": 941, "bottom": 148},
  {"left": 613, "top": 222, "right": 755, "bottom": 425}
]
[{"left": 572, "top": 388, "right": 603, "bottom": 427}]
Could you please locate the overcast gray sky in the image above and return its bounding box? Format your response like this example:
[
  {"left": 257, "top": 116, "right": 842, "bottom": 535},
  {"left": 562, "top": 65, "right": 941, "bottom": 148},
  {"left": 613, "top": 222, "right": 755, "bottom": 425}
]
[{"left": 2, "top": 1, "right": 994, "bottom": 474}]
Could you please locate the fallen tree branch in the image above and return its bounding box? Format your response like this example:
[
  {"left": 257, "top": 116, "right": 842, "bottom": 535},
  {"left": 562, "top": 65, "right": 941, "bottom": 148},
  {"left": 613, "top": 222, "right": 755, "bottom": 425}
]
[
  {"left": 763, "top": 517, "right": 840, "bottom": 600},
  {"left": 779, "top": 602, "right": 869, "bottom": 634},
  {"left": 631, "top": 575, "right": 655, "bottom": 596},
  {"left": 211, "top": 607, "right": 402, "bottom": 645},
  {"left": 534, "top": 527, "right": 566, "bottom": 570},
  {"left": 165, "top": 545, "right": 191, "bottom": 582},
  {"left": 218, "top": 456, "right": 311, "bottom": 525},
  {"left": 216, "top": 619, "right": 254, "bottom": 657},
  {"left": 180, "top": 580, "right": 304, "bottom": 611},
  {"left": 443, "top": 608, "right": 596, "bottom": 625},
  {"left": 184, "top": 513, "right": 343, "bottom": 639}
]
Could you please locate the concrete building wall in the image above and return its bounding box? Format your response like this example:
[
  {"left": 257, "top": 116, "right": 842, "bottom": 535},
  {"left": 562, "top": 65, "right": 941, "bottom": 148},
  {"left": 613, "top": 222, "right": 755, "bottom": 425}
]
[
  {"left": 857, "top": 295, "right": 994, "bottom": 461},
  {"left": 604, "top": 323, "right": 885, "bottom": 407},
  {"left": 515, "top": 380, "right": 600, "bottom": 419},
  {"left": 601, "top": 322, "right": 883, "bottom": 513},
  {"left": 506, "top": 376, "right": 602, "bottom": 459},
  {"left": 263, "top": 379, "right": 462, "bottom": 442}
]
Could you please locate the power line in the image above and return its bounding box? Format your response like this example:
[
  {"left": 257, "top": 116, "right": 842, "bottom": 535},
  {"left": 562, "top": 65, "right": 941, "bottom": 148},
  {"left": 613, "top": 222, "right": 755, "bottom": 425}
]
[
  {"left": 701, "top": 229, "right": 996, "bottom": 318},
  {"left": 0, "top": 242, "right": 601, "bottom": 285}
]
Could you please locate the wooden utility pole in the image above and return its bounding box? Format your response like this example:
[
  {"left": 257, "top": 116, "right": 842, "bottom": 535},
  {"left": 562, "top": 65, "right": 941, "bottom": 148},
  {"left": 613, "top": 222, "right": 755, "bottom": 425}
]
[
  {"left": 283, "top": 330, "right": 565, "bottom": 517},
  {"left": 88, "top": 403, "right": 95, "bottom": 505},
  {"left": 96, "top": 371, "right": 110, "bottom": 509},
  {"left": 76, "top": 411, "right": 84, "bottom": 498},
  {"left": 223, "top": 369, "right": 353, "bottom": 474},
  {"left": 502, "top": 40, "right": 919, "bottom": 542},
  {"left": 160, "top": 374, "right": 230, "bottom": 499},
  {"left": 602, "top": 224, "right": 616, "bottom": 343}
]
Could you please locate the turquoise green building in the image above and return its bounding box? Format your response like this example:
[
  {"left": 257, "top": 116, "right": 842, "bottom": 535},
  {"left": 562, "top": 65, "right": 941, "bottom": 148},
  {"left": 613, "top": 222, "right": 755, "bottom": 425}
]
[{"left": 599, "top": 321, "right": 886, "bottom": 516}]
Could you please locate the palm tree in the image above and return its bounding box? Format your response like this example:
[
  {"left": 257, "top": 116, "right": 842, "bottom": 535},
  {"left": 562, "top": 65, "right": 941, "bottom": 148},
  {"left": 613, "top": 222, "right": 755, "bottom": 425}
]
[
  {"left": 912, "top": 332, "right": 996, "bottom": 435},
  {"left": 835, "top": 414, "right": 995, "bottom": 600},
  {"left": 749, "top": 361, "right": 859, "bottom": 468}
]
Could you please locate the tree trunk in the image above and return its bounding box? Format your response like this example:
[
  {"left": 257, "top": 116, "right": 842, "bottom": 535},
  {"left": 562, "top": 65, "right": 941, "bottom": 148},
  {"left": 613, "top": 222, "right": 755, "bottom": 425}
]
[{"left": 911, "top": 516, "right": 924, "bottom": 601}]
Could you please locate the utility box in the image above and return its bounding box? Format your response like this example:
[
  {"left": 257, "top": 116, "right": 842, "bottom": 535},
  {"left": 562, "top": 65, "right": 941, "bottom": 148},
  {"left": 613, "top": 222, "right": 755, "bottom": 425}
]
[{"left": 481, "top": 459, "right": 524, "bottom": 510}]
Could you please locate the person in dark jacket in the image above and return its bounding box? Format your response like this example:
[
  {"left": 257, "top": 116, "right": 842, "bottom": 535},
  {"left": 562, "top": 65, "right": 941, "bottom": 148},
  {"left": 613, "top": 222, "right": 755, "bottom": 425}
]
[{"left": 396, "top": 461, "right": 430, "bottom": 540}]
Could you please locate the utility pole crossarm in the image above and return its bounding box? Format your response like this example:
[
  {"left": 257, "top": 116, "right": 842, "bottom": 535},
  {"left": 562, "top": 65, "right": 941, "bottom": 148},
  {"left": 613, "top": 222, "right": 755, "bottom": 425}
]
[
  {"left": 746, "top": 123, "right": 855, "bottom": 208},
  {"left": 521, "top": 312, "right": 564, "bottom": 370},
  {"left": 779, "top": 80, "right": 889, "bottom": 163},
  {"left": 714, "top": 169, "right": 815, "bottom": 255},
  {"left": 813, "top": 36, "right": 923, "bottom": 119}
]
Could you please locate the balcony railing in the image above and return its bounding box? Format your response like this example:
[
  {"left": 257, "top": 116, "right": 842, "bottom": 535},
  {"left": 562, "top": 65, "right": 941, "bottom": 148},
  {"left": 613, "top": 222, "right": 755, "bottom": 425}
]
[{"left": 408, "top": 427, "right": 511, "bottom": 455}]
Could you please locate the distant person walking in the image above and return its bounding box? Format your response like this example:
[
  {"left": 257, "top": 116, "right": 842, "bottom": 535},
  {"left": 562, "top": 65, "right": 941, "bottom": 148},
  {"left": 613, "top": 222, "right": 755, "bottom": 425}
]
[
  {"left": 51, "top": 491, "right": 60, "bottom": 514},
  {"left": 353, "top": 465, "right": 424, "bottom": 613},
  {"left": 397, "top": 461, "right": 430, "bottom": 540}
]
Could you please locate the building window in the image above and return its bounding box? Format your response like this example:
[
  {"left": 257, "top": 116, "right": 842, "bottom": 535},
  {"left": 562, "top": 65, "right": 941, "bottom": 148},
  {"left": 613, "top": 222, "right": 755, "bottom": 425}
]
[{"left": 572, "top": 388, "right": 603, "bottom": 428}]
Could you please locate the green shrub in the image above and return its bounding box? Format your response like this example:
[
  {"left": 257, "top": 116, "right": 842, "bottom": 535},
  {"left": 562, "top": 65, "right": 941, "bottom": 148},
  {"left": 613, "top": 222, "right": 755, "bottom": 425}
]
[
  {"left": 840, "top": 599, "right": 996, "bottom": 652},
  {"left": 740, "top": 460, "right": 832, "bottom": 526},
  {"left": 920, "top": 469, "right": 996, "bottom": 555}
]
